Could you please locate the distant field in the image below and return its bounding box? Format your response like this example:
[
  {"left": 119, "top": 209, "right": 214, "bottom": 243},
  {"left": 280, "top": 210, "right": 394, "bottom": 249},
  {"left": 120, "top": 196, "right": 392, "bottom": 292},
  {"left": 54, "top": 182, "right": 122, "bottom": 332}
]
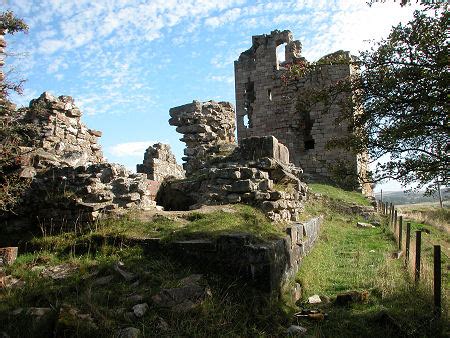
[{"left": 374, "top": 190, "right": 448, "bottom": 206}]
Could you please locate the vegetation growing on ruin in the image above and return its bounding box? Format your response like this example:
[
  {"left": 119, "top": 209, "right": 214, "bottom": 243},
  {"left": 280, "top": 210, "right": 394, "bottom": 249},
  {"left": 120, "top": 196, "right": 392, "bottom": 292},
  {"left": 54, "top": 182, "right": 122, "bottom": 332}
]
[
  {"left": 289, "top": 3, "right": 448, "bottom": 194},
  {"left": 30, "top": 204, "right": 285, "bottom": 254}
]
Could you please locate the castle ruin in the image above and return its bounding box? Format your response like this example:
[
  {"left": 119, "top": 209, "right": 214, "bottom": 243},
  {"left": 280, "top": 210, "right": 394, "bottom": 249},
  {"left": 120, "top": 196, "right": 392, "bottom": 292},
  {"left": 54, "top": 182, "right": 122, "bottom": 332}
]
[{"left": 234, "top": 30, "right": 371, "bottom": 195}]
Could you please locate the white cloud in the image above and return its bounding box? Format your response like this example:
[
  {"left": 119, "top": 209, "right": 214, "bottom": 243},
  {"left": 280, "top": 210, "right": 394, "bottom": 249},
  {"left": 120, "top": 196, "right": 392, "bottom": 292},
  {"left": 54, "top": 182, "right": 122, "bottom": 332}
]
[
  {"left": 109, "top": 141, "right": 155, "bottom": 157},
  {"left": 39, "top": 39, "right": 66, "bottom": 54},
  {"left": 209, "top": 75, "right": 234, "bottom": 84}
]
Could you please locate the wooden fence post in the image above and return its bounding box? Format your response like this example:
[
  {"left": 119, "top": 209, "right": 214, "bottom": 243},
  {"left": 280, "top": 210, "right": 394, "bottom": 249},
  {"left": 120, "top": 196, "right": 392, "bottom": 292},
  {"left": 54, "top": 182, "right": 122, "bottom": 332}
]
[
  {"left": 434, "top": 245, "right": 441, "bottom": 317},
  {"left": 390, "top": 204, "right": 395, "bottom": 226},
  {"left": 405, "top": 222, "right": 411, "bottom": 264},
  {"left": 415, "top": 231, "right": 422, "bottom": 282},
  {"left": 398, "top": 216, "right": 403, "bottom": 250},
  {"left": 394, "top": 209, "right": 398, "bottom": 235}
]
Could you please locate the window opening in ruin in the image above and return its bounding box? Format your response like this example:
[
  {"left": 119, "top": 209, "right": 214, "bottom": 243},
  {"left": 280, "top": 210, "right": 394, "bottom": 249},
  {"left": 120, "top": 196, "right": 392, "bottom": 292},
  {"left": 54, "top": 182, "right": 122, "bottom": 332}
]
[
  {"left": 243, "top": 78, "right": 255, "bottom": 129},
  {"left": 276, "top": 42, "right": 287, "bottom": 69},
  {"left": 267, "top": 89, "right": 272, "bottom": 101},
  {"left": 243, "top": 114, "right": 250, "bottom": 128},
  {"left": 302, "top": 109, "right": 315, "bottom": 150},
  {"left": 304, "top": 139, "right": 315, "bottom": 150}
]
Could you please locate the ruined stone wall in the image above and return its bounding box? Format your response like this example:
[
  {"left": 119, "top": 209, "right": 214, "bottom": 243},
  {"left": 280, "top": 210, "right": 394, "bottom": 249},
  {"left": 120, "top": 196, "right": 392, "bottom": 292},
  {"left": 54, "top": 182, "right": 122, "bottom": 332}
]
[
  {"left": 164, "top": 100, "right": 308, "bottom": 222},
  {"left": 19, "top": 92, "right": 104, "bottom": 175},
  {"left": 234, "top": 30, "right": 371, "bottom": 194},
  {"left": 137, "top": 143, "right": 185, "bottom": 181},
  {"left": 2, "top": 92, "right": 157, "bottom": 230},
  {"left": 169, "top": 100, "right": 236, "bottom": 176}
]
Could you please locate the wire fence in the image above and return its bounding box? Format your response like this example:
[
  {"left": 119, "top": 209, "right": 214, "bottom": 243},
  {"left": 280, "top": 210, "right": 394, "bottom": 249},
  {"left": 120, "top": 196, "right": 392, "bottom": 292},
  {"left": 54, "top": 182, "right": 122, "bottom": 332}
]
[{"left": 376, "top": 200, "right": 448, "bottom": 319}]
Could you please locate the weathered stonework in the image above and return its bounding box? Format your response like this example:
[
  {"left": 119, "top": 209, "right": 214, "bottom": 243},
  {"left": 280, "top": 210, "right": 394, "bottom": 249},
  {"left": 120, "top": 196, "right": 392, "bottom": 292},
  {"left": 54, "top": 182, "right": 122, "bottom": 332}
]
[
  {"left": 22, "top": 163, "right": 156, "bottom": 226},
  {"left": 169, "top": 100, "right": 236, "bottom": 176},
  {"left": 164, "top": 100, "right": 307, "bottom": 222},
  {"left": 18, "top": 92, "right": 104, "bottom": 176},
  {"left": 234, "top": 30, "right": 371, "bottom": 195},
  {"left": 2, "top": 92, "right": 157, "bottom": 231},
  {"left": 137, "top": 143, "right": 185, "bottom": 182},
  {"left": 139, "top": 216, "right": 322, "bottom": 295}
]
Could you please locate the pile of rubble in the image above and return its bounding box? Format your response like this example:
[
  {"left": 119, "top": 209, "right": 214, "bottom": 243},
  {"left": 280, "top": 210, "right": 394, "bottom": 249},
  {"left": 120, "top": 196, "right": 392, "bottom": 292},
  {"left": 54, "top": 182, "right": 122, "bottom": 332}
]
[
  {"left": 169, "top": 101, "right": 236, "bottom": 176},
  {"left": 137, "top": 143, "right": 185, "bottom": 181}
]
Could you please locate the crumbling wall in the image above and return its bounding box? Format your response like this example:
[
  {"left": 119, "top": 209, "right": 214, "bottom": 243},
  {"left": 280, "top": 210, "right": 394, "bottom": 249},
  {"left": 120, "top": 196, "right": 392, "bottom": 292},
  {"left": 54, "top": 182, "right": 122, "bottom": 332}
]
[
  {"left": 164, "top": 100, "right": 307, "bottom": 221},
  {"left": 234, "top": 30, "right": 371, "bottom": 194},
  {"left": 18, "top": 92, "right": 104, "bottom": 177},
  {"left": 137, "top": 143, "right": 185, "bottom": 181},
  {"left": 2, "top": 92, "right": 157, "bottom": 231},
  {"left": 24, "top": 163, "right": 156, "bottom": 226},
  {"left": 168, "top": 100, "right": 236, "bottom": 176}
]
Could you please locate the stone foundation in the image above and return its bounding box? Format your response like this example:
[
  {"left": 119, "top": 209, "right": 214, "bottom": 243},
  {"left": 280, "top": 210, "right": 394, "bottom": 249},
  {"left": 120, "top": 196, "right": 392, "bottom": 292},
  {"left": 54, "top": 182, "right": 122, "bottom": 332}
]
[{"left": 139, "top": 216, "right": 323, "bottom": 295}]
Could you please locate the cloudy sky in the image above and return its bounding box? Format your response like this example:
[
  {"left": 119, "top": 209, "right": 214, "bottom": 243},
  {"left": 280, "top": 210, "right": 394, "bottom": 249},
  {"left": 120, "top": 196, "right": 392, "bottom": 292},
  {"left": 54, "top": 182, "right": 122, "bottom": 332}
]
[{"left": 4, "top": 0, "right": 423, "bottom": 191}]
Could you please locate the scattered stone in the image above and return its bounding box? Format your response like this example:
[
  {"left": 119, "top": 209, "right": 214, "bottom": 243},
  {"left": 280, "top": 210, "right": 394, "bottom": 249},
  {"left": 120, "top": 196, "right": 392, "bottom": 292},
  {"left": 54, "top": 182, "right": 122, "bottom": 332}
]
[
  {"left": 114, "top": 263, "right": 136, "bottom": 282},
  {"left": 12, "top": 308, "right": 23, "bottom": 315},
  {"left": 0, "top": 247, "right": 18, "bottom": 265},
  {"left": 132, "top": 303, "right": 148, "bottom": 318},
  {"left": 126, "top": 294, "right": 144, "bottom": 303},
  {"left": 0, "top": 275, "right": 25, "bottom": 288},
  {"left": 152, "top": 274, "right": 210, "bottom": 312},
  {"left": 27, "top": 307, "right": 52, "bottom": 317},
  {"left": 391, "top": 250, "right": 403, "bottom": 259},
  {"left": 356, "top": 222, "right": 375, "bottom": 228},
  {"left": 130, "top": 280, "right": 140, "bottom": 288},
  {"left": 286, "top": 325, "right": 307, "bottom": 336},
  {"left": 31, "top": 266, "right": 45, "bottom": 272},
  {"left": 123, "top": 312, "right": 136, "bottom": 322},
  {"left": 319, "top": 295, "right": 331, "bottom": 304},
  {"left": 92, "top": 275, "right": 114, "bottom": 286},
  {"left": 308, "top": 294, "right": 322, "bottom": 304},
  {"left": 116, "top": 327, "right": 140, "bottom": 338},
  {"left": 41, "top": 263, "right": 78, "bottom": 279},
  {"left": 292, "top": 283, "right": 302, "bottom": 303},
  {"left": 294, "top": 309, "right": 326, "bottom": 321},
  {"left": 335, "top": 290, "right": 369, "bottom": 306},
  {"left": 156, "top": 317, "right": 170, "bottom": 332},
  {"left": 55, "top": 305, "right": 98, "bottom": 335}
]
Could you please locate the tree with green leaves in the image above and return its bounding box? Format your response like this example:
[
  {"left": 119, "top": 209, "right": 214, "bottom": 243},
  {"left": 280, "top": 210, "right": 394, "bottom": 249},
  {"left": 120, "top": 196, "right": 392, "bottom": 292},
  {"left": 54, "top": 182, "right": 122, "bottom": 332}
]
[
  {"left": 0, "top": 11, "right": 34, "bottom": 212},
  {"left": 289, "top": 3, "right": 448, "bottom": 194}
]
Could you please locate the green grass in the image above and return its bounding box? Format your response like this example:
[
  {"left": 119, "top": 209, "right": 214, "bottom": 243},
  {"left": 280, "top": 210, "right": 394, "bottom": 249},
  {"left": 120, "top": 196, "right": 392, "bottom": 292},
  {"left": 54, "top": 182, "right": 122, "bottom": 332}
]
[
  {"left": 309, "top": 183, "right": 372, "bottom": 206},
  {"left": 295, "top": 193, "right": 447, "bottom": 337},
  {"left": 30, "top": 205, "right": 285, "bottom": 254},
  {"left": 2, "top": 185, "right": 448, "bottom": 337},
  {"left": 0, "top": 245, "right": 290, "bottom": 337}
]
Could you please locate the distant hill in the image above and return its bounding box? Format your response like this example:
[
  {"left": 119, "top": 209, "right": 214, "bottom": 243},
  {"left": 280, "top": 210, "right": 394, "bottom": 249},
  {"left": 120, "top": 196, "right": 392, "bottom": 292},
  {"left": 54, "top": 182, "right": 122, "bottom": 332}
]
[{"left": 374, "top": 190, "right": 449, "bottom": 205}]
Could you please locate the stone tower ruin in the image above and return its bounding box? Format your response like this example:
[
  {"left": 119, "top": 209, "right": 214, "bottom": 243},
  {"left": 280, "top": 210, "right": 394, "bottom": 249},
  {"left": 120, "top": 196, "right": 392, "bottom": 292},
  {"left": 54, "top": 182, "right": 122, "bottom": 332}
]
[{"left": 234, "top": 30, "right": 371, "bottom": 195}]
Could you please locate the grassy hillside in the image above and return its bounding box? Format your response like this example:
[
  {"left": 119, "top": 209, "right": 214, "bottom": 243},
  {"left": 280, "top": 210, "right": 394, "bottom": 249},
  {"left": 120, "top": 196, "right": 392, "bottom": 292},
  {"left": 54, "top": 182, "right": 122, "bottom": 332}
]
[{"left": 1, "top": 185, "right": 448, "bottom": 337}]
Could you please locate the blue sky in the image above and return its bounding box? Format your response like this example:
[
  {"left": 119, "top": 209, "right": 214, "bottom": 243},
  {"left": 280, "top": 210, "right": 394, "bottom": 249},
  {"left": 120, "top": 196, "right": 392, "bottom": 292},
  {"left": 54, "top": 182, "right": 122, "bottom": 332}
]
[{"left": 4, "top": 0, "right": 422, "bottom": 192}]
